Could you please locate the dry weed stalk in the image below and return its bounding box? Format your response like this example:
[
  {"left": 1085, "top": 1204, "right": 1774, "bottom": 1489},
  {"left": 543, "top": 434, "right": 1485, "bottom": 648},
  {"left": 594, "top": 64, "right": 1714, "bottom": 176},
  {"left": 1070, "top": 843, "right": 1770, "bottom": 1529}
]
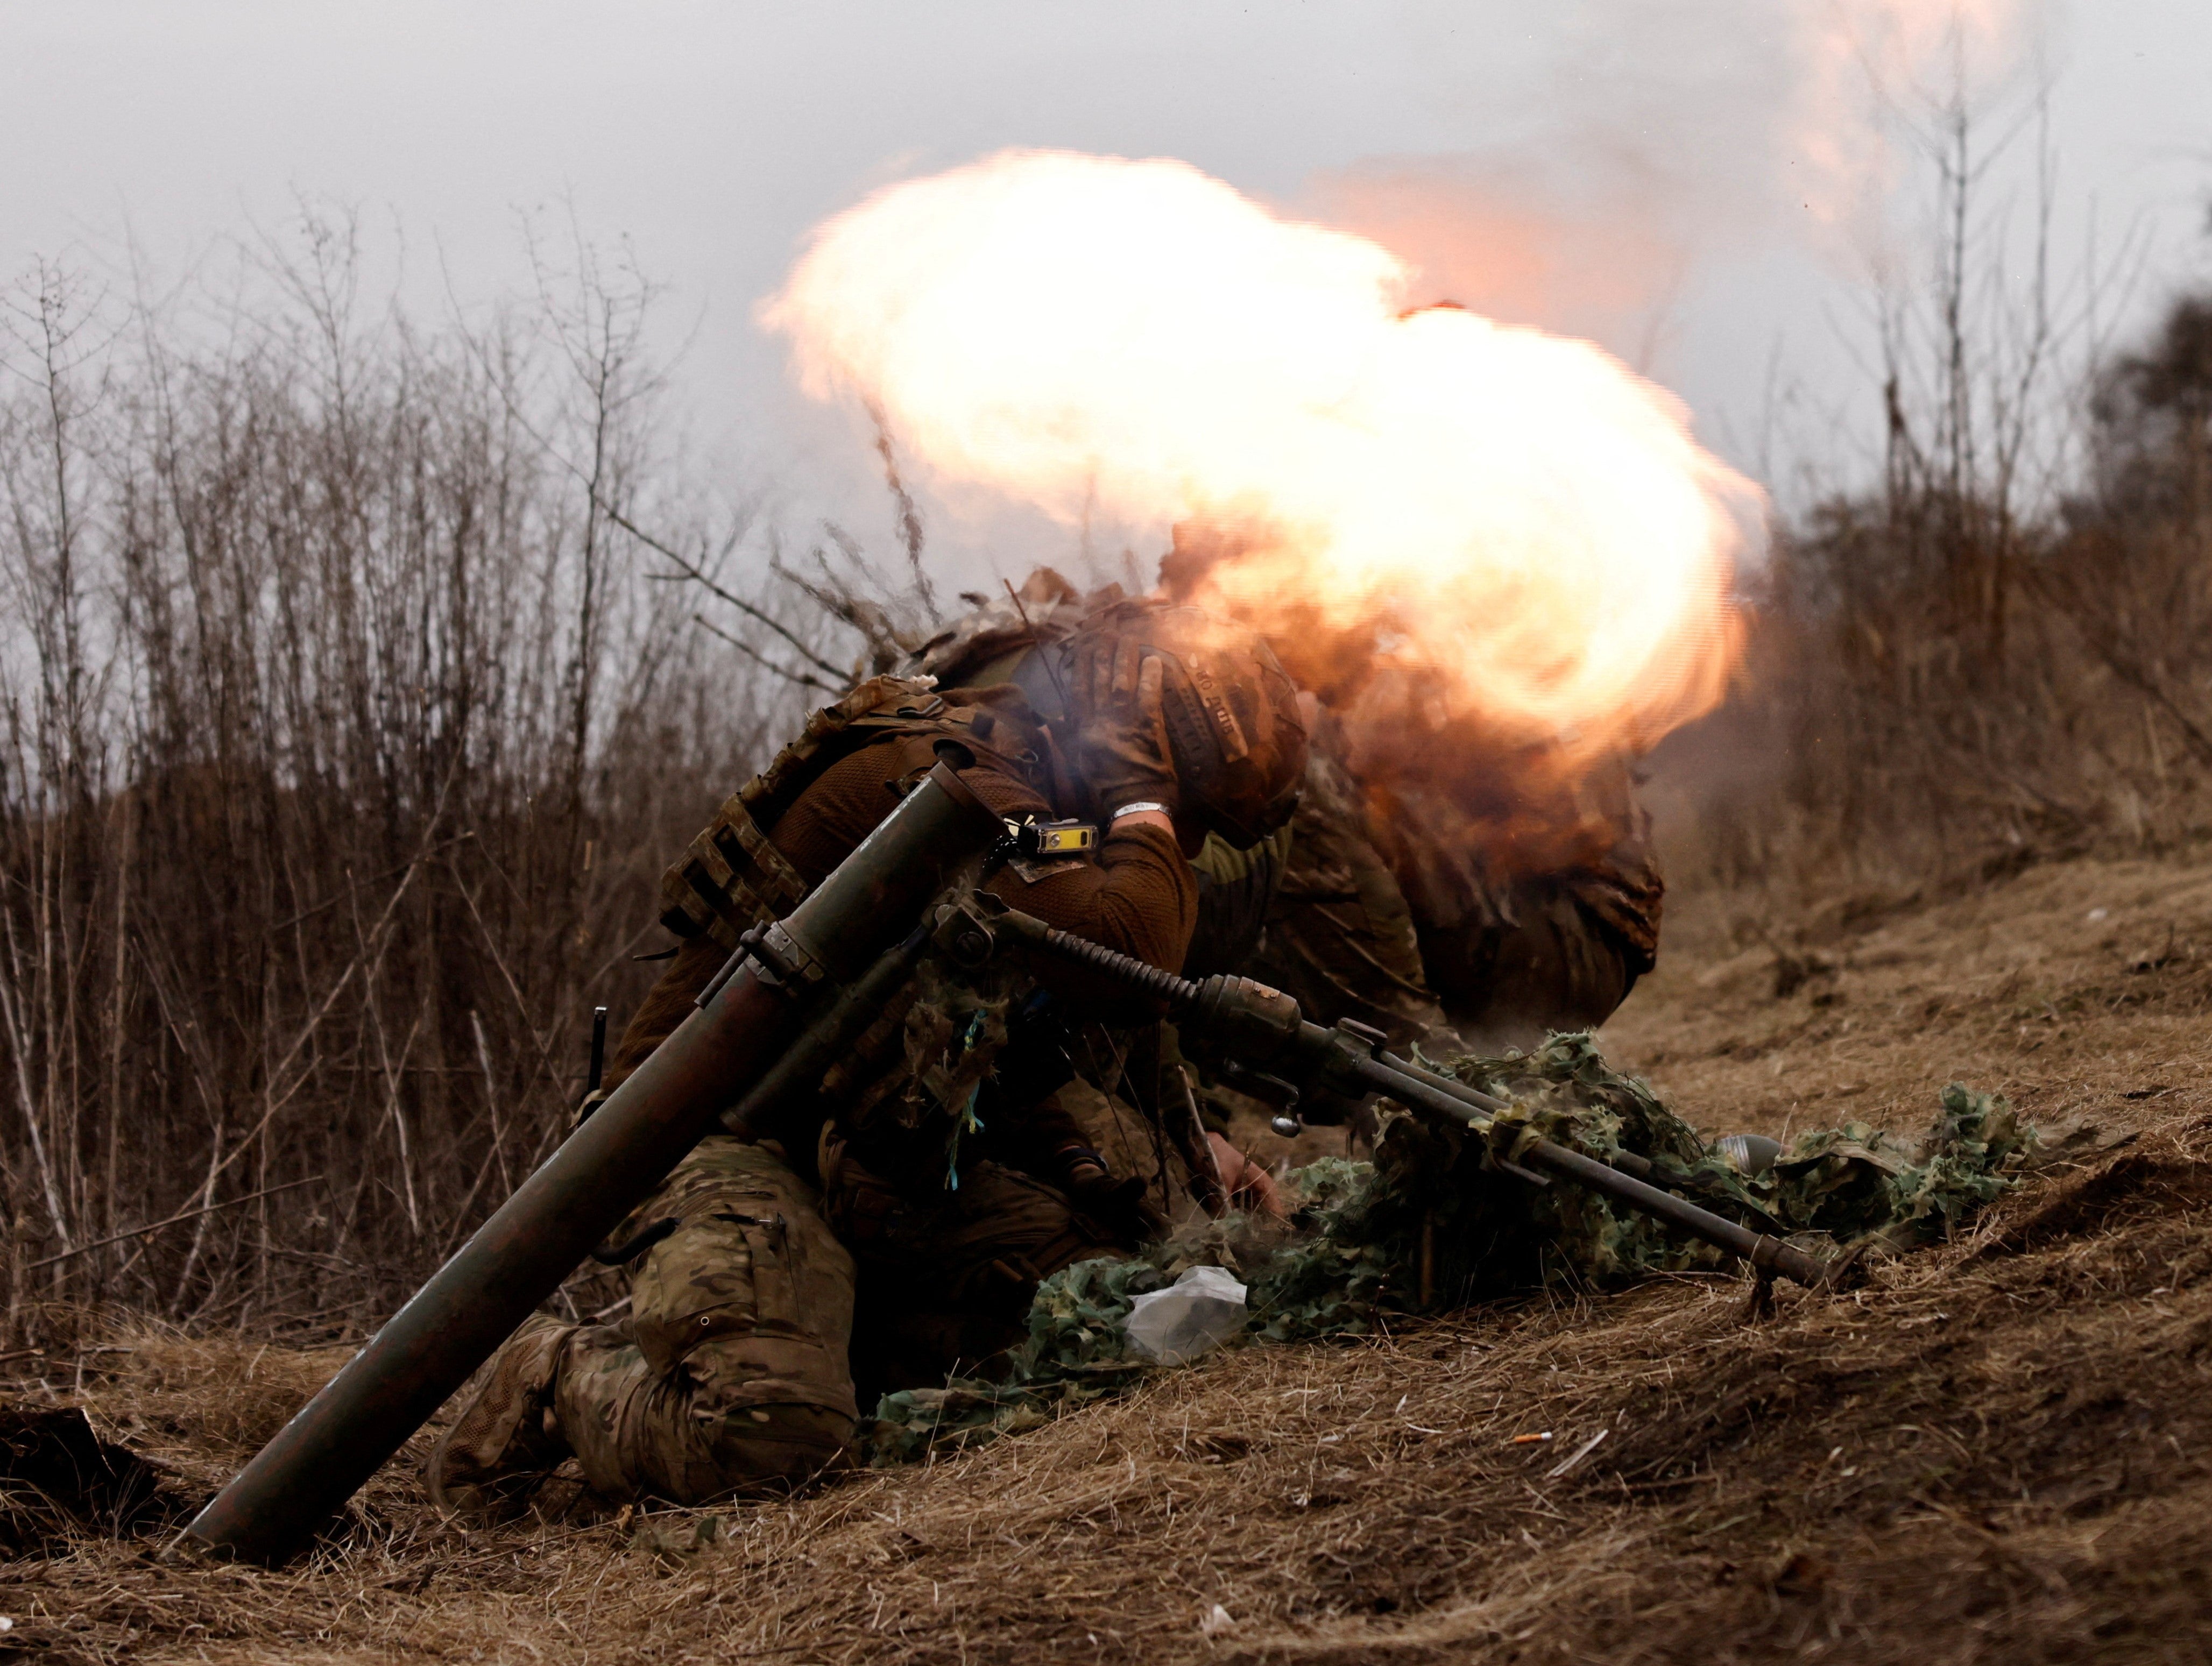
[
  {"left": 0, "top": 216, "right": 838, "bottom": 1338},
  {"left": 1667, "top": 77, "right": 2212, "bottom": 895}
]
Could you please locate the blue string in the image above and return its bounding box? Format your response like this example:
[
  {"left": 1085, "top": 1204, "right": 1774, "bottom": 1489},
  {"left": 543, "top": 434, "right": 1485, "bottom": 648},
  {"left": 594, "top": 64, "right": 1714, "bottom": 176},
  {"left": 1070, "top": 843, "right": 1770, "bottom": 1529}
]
[{"left": 945, "top": 1012, "right": 989, "bottom": 1191}]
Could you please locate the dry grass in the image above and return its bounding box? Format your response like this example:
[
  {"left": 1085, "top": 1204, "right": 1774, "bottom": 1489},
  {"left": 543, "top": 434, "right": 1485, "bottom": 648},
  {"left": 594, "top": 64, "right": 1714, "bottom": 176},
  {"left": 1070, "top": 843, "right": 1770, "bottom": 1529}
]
[
  {"left": 1609, "top": 843, "right": 2212, "bottom": 1146},
  {"left": 4, "top": 844, "right": 2212, "bottom": 1661}
]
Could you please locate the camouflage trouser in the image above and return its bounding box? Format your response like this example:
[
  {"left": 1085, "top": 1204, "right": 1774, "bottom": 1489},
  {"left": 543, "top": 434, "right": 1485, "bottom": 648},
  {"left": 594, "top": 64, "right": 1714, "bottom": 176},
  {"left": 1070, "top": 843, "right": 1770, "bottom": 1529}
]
[
  {"left": 545, "top": 1136, "right": 1123, "bottom": 1504},
  {"left": 554, "top": 1138, "right": 859, "bottom": 1504},
  {"left": 1241, "top": 749, "right": 1661, "bottom": 1054},
  {"left": 817, "top": 1135, "right": 1129, "bottom": 1405},
  {"left": 1434, "top": 876, "right": 1643, "bottom": 1048}
]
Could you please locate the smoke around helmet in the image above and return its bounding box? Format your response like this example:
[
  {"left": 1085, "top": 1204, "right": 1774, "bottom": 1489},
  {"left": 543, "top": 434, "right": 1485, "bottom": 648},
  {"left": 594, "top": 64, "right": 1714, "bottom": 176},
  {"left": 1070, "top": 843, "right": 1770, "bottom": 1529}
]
[{"left": 761, "top": 149, "right": 1761, "bottom": 771}]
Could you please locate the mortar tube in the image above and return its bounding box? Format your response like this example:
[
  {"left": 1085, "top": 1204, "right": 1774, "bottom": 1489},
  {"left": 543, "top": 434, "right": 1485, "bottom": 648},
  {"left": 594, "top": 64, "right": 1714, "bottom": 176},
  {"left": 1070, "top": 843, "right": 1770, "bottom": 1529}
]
[
  {"left": 180, "top": 757, "right": 998, "bottom": 1565},
  {"left": 720, "top": 919, "right": 934, "bottom": 1146}
]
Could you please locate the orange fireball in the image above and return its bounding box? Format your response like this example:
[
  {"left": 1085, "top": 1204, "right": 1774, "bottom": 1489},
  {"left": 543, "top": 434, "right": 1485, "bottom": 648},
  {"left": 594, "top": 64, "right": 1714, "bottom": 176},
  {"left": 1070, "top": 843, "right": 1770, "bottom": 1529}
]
[{"left": 762, "top": 150, "right": 1764, "bottom": 772}]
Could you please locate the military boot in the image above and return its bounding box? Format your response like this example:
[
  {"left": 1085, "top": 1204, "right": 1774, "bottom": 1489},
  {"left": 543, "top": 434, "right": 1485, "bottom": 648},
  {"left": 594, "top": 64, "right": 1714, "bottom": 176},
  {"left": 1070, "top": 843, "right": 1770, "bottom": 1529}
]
[{"left": 425, "top": 1313, "right": 574, "bottom": 1516}]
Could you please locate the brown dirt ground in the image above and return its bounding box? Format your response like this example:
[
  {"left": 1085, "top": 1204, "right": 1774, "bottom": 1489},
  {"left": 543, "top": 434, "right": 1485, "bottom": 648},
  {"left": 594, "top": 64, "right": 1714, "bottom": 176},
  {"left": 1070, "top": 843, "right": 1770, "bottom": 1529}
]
[{"left": 8, "top": 848, "right": 2212, "bottom": 1663}]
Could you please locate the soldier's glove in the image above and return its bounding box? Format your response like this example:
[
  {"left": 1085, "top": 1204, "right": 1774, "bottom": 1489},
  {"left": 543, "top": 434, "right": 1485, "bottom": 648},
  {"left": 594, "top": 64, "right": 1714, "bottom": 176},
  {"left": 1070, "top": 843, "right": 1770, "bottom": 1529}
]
[
  {"left": 1069, "top": 636, "right": 1179, "bottom": 820},
  {"left": 1207, "top": 1132, "right": 1287, "bottom": 1221},
  {"left": 1057, "top": 1143, "right": 1158, "bottom": 1245}
]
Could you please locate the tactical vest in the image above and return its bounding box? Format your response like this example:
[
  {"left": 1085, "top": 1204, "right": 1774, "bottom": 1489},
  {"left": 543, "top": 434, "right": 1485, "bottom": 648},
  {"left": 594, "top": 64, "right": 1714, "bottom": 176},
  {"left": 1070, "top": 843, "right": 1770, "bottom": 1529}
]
[
  {"left": 662, "top": 675, "right": 1083, "bottom": 1203},
  {"left": 656, "top": 675, "right": 1052, "bottom": 951}
]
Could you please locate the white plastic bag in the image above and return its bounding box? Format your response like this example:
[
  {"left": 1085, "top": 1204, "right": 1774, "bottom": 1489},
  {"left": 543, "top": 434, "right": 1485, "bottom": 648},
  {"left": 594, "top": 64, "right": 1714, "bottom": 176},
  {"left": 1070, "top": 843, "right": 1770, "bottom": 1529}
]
[{"left": 1122, "top": 1265, "right": 1248, "bottom": 1365}]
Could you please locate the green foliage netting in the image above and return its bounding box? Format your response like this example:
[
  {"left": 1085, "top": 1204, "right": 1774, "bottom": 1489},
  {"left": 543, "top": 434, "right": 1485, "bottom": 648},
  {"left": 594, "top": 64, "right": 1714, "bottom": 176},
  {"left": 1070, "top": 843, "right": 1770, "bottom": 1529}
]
[{"left": 866, "top": 1034, "right": 2034, "bottom": 1463}]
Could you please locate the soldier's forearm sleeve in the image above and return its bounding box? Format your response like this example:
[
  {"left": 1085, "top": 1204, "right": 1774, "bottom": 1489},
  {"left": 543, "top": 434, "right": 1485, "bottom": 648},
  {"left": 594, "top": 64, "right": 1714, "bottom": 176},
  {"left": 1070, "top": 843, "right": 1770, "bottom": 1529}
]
[{"left": 983, "top": 819, "right": 1197, "bottom": 974}]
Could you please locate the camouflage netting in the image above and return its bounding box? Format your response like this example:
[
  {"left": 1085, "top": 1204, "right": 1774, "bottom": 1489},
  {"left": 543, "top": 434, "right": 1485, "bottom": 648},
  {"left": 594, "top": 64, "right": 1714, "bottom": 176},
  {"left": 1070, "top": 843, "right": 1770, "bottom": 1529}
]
[{"left": 865, "top": 1033, "right": 2036, "bottom": 1463}]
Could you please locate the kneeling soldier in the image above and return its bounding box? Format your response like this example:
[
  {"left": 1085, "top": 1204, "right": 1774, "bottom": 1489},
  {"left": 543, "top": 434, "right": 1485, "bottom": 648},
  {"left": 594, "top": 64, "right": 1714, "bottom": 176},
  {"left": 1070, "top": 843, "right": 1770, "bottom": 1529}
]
[{"left": 427, "top": 599, "right": 1305, "bottom": 1510}]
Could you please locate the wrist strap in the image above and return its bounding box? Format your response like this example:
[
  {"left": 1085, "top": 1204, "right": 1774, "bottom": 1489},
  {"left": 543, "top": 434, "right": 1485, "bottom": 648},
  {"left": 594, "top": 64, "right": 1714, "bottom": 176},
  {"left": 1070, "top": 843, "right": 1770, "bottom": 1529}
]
[{"left": 1111, "top": 800, "right": 1172, "bottom": 820}]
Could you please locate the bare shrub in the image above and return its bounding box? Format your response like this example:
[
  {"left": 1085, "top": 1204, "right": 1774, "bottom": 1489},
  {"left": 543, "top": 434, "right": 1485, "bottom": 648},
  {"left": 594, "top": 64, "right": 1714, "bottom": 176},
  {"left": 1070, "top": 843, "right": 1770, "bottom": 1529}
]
[
  {"left": 1659, "top": 78, "right": 2212, "bottom": 895},
  {"left": 0, "top": 216, "right": 824, "bottom": 1338},
  {"left": 1709, "top": 280, "right": 2212, "bottom": 893}
]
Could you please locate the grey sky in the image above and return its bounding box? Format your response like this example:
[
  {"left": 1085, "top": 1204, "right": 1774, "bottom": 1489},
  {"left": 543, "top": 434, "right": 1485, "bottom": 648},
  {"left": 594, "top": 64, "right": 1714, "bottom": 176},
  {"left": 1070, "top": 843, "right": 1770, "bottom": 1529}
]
[{"left": 5, "top": 1, "right": 2209, "bottom": 590}]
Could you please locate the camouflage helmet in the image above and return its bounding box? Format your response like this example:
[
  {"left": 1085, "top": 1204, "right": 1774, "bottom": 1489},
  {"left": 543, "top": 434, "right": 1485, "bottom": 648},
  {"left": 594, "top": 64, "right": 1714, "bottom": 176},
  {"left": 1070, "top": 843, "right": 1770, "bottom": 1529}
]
[{"left": 1015, "top": 598, "right": 1308, "bottom": 847}]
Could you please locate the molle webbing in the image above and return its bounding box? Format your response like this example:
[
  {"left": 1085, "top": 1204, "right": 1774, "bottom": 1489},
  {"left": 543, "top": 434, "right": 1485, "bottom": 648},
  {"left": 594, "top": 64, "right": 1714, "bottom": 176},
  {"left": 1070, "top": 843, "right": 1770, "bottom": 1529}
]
[
  {"left": 658, "top": 675, "right": 946, "bottom": 949},
  {"left": 658, "top": 788, "right": 811, "bottom": 948},
  {"left": 657, "top": 678, "right": 1050, "bottom": 950}
]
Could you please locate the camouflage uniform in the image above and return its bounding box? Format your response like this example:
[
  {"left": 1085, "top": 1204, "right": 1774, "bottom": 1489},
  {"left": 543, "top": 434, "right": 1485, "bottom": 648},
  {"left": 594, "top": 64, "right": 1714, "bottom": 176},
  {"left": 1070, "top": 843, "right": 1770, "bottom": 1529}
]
[
  {"left": 556, "top": 1139, "right": 857, "bottom": 1499},
  {"left": 1210, "top": 747, "right": 1454, "bottom": 1052},
  {"left": 1184, "top": 741, "right": 1661, "bottom": 1065},
  {"left": 1365, "top": 746, "right": 1663, "bottom": 1050}
]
